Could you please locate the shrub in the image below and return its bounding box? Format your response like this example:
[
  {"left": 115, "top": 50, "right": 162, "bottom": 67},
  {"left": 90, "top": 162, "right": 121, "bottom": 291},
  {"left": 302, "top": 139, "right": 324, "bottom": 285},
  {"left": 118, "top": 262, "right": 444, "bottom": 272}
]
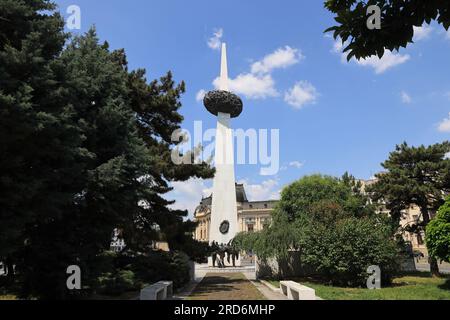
[
  {"left": 93, "top": 250, "right": 191, "bottom": 296},
  {"left": 302, "top": 217, "right": 400, "bottom": 287},
  {"left": 130, "top": 251, "right": 190, "bottom": 290},
  {"left": 96, "top": 270, "right": 139, "bottom": 296}
]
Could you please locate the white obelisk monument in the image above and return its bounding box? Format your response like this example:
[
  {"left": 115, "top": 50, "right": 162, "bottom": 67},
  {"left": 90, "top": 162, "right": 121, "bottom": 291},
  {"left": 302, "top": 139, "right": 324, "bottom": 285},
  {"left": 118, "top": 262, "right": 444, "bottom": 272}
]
[{"left": 203, "top": 43, "right": 243, "bottom": 250}]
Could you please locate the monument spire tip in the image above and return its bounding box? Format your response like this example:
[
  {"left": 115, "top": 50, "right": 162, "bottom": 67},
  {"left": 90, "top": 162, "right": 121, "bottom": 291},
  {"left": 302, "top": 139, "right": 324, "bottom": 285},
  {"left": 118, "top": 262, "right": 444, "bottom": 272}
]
[{"left": 219, "top": 42, "right": 229, "bottom": 91}]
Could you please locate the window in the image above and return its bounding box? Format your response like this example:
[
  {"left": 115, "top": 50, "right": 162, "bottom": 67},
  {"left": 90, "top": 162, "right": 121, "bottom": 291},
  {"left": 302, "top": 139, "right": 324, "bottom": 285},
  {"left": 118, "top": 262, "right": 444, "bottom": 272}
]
[
  {"left": 249, "top": 205, "right": 253, "bottom": 209},
  {"left": 245, "top": 218, "right": 255, "bottom": 224},
  {"left": 247, "top": 224, "right": 254, "bottom": 232},
  {"left": 264, "top": 204, "right": 268, "bottom": 209}
]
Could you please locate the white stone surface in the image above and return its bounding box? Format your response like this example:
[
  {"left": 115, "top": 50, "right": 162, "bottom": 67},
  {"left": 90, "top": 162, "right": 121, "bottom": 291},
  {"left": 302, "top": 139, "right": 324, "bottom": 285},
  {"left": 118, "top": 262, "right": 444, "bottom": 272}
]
[
  {"left": 280, "top": 281, "right": 316, "bottom": 301},
  {"left": 209, "top": 112, "right": 238, "bottom": 245},
  {"left": 219, "top": 43, "right": 229, "bottom": 91},
  {"left": 156, "top": 281, "right": 173, "bottom": 298},
  {"left": 140, "top": 283, "right": 166, "bottom": 300},
  {"left": 195, "top": 263, "right": 256, "bottom": 281},
  {"left": 140, "top": 281, "right": 173, "bottom": 300}
]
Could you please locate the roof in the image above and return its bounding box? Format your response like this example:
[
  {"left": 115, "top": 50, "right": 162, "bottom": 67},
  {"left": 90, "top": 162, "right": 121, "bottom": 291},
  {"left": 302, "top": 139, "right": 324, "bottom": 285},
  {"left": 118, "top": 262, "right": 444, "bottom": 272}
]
[{"left": 195, "top": 183, "right": 249, "bottom": 214}]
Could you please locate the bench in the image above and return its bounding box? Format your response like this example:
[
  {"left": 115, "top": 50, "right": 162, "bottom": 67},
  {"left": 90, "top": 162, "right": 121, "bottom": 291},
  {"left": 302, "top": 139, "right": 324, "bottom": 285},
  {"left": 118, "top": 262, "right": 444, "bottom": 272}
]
[
  {"left": 140, "top": 281, "right": 173, "bottom": 300},
  {"left": 157, "top": 281, "right": 173, "bottom": 298},
  {"left": 280, "top": 281, "right": 316, "bottom": 300}
]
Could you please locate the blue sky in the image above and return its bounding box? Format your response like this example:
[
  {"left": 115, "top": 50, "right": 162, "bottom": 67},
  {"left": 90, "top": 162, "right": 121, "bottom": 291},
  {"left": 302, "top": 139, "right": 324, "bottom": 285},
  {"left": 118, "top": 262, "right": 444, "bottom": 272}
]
[{"left": 55, "top": 0, "right": 450, "bottom": 216}]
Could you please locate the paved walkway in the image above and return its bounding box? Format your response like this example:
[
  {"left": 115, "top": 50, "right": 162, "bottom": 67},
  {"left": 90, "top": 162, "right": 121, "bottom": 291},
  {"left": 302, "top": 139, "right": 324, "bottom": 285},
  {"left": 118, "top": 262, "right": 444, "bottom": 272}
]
[
  {"left": 251, "top": 280, "right": 289, "bottom": 300},
  {"left": 415, "top": 262, "right": 450, "bottom": 274},
  {"left": 187, "top": 273, "right": 266, "bottom": 300}
]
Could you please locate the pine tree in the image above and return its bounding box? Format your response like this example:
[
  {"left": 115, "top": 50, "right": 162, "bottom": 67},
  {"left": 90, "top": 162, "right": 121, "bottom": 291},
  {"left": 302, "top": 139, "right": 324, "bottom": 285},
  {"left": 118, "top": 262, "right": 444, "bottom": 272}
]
[
  {"left": 0, "top": 0, "right": 86, "bottom": 278},
  {"left": 122, "top": 53, "right": 214, "bottom": 253},
  {"left": 1, "top": 1, "right": 213, "bottom": 299},
  {"left": 368, "top": 142, "right": 450, "bottom": 276}
]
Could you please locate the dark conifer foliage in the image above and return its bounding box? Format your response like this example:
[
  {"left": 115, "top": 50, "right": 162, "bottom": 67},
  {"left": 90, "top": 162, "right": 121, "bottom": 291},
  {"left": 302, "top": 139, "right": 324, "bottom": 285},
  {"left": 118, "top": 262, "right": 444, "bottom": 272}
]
[{"left": 0, "top": 0, "right": 213, "bottom": 299}]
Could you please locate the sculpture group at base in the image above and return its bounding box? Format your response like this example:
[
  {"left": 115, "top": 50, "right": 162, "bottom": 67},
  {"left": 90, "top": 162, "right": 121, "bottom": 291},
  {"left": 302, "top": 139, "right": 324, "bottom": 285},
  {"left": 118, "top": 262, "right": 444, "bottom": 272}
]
[{"left": 210, "top": 240, "right": 240, "bottom": 268}]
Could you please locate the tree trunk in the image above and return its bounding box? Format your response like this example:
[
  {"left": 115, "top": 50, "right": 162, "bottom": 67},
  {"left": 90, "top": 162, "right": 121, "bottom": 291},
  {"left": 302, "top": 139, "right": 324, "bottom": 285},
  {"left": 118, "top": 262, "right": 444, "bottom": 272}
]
[
  {"left": 429, "top": 257, "right": 440, "bottom": 277},
  {"left": 421, "top": 207, "right": 441, "bottom": 277}
]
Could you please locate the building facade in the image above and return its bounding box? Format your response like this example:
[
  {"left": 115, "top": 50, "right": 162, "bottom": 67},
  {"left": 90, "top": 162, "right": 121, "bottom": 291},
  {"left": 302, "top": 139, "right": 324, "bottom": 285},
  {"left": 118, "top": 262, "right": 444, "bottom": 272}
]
[{"left": 194, "top": 183, "right": 276, "bottom": 243}]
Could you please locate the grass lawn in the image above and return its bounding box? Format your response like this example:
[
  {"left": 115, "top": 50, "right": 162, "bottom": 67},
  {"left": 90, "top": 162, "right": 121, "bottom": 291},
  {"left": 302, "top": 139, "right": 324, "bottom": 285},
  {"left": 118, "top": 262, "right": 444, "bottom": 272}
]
[
  {"left": 188, "top": 273, "right": 266, "bottom": 300},
  {"left": 269, "top": 272, "right": 450, "bottom": 300}
]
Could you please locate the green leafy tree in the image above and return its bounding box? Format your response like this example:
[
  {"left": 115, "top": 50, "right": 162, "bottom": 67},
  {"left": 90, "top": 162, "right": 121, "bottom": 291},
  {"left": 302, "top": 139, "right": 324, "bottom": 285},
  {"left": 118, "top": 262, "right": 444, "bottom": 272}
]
[
  {"left": 426, "top": 197, "right": 450, "bottom": 263},
  {"left": 278, "top": 174, "right": 372, "bottom": 222},
  {"left": 235, "top": 174, "right": 399, "bottom": 286},
  {"left": 324, "top": 0, "right": 450, "bottom": 60},
  {"left": 368, "top": 142, "right": 450, "bottom": 276}
]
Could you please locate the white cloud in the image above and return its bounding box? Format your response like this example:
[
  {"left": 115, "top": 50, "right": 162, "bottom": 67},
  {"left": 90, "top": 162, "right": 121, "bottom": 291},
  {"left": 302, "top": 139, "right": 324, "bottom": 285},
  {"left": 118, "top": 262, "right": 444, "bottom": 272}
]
[
  {"left": 401, "top": 91, "right": 412, "bottom": 104},
  {"left": 413, "top": 25, "right": 433, "bottom": 41},
  {"left": 355, "top": 51, "right": 410, "bottom": 74},
  {"left": 251, "top": 46, "right": 303, "bottom": 74},
  {"left": 196, "top": 89, "right": 206, "bottom": 102},
  {"left": 207, "top": 28, "right": 223, "bottom": 50},
  {"left": 438, "top": 113, "right": 450, "bottom": 133},
  {"left": 168, "top": 178, "right": 212, "bottom": 219},
  {"left": 205, "top": 45, "right": 305, "bottom": 102},
  {"left": 284, "top": 81, "right": 318, "bottom": 109},
  {"left": 332, "top": 39, "right": 347, "bottom": 62},
  {"left": 289, "top": 161, "right": 304, "bottom": 169},
  {"left": 239, "top": 179, "right": 281, "bottom": 202},
  {"left": 213, "top": 73, "right": 278, "bottom": 99},
  {"left": 332, "top": 39, "right": 410, "bottom": 74}
]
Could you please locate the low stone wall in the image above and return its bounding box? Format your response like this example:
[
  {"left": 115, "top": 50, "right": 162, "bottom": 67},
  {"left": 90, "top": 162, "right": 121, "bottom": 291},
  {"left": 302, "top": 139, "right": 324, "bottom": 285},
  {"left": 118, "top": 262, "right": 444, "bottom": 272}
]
[
  {"left": 256, "top": 252, "right": 417, "bottom": 279},
  {"left": 400, "top": 256, "right": 416, "bottom": 272},
  {"left": 256, "top": 252, "right": 316, "bottom": 279}
]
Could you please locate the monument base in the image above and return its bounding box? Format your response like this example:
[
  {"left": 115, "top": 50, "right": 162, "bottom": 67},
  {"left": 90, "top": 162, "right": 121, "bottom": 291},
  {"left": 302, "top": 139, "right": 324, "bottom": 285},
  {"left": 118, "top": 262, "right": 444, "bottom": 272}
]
[
  {"left": 195, "top": 263, "right": 256, "bottom": 281},
  {"left": 208, "top": 256, "right": 241, "bottom": 268}
]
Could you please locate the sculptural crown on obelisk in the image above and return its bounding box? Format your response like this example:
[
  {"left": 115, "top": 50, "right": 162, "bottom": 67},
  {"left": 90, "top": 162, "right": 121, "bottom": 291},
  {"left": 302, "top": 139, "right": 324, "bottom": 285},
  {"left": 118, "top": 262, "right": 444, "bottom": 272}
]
[{"left": 203, "top": 43, "right": 243, "bottom": 249}]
